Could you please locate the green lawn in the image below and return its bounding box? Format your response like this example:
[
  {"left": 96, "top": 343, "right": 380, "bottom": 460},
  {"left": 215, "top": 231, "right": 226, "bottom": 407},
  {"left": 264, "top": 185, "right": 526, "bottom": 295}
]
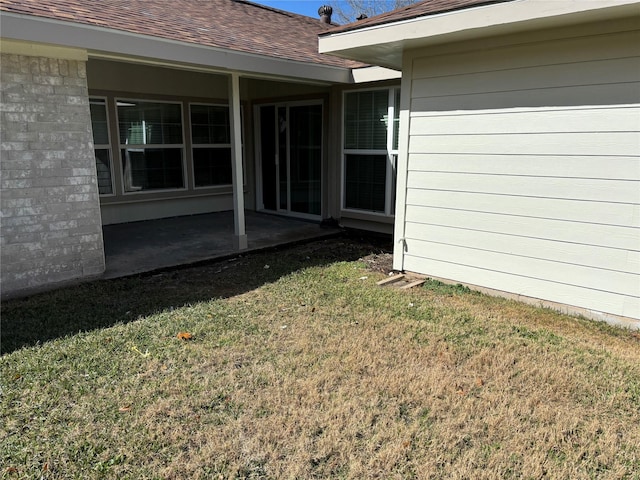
[{"left": 2, "top": 237, "right": 639, "bottom": 479}]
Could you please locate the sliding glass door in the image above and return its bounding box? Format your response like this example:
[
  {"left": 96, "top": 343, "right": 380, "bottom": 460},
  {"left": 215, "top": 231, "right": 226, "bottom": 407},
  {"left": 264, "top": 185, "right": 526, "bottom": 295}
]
[{"left": 258, "top": 102, "right": 322, "bottom": 217}]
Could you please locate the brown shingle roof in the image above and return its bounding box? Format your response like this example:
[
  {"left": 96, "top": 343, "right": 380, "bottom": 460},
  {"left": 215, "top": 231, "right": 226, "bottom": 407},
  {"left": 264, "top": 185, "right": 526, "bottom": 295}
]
[
  {"left": 323, "top": 0, "right": 515, "bottom": 35},
  {"left": 0, "top": 0, "right": 363, "bottom": 68}
]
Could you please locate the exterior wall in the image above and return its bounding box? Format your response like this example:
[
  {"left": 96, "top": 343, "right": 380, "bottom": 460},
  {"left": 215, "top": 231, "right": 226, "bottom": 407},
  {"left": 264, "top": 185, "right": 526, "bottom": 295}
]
[
  {"left": 330, "top": 81, "right": 401, "bottom": 235},
  {"left": 88, "top": 59, "right": 254, "bottom": 225},
  {"left": 100, "top": 194, "right": 235, "bottom": 225},
  {"left": 394, "top": 25, "right": 640, "bottom": 322},
  {"left": 88, "top": 61, "right": 340, "bottom": 225},
  {"left": 1, "top": 51, "right": 105, "bottom": 297}
]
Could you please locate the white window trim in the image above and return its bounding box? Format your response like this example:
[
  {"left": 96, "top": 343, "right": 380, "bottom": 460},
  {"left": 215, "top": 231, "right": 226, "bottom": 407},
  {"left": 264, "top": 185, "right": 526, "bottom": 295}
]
[
  {"left": 189, "top": 102, "right": 235, "bottom": 190},
  {"left": 341, "top": 86, "right": 400, "bottom": 216},
  {"left": 115, "top": 97, "right": 188, "bottom": 196},
  {"left": 254, "top": 99, "right": 324, "bottom": 220},
  {"left": 89, "top": 96, "right": 116, "bottom": 197}
]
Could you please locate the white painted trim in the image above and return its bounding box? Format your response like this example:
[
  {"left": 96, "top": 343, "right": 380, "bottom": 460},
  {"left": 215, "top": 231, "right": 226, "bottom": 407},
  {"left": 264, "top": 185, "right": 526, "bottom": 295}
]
[
  {"left": 114, "top": 97, "right": 188, "bottom": 195},
  {"left": 385, "top": 90, "right": 396, "bottom": 215},
  {"left": 319, "top": 0, "right": 639, "bottom": 68},
  {"left": 254, "top": 100, "right": 325, "bottom": 220},
  {"left": 1, "top": 12, "right": 353, "bottom": 84},
  {"left": 188, "top": 102, "right": 238, "bottom": 190},
  {"left": 89, "top": 96, "right": 116, "bottom": 197},
  {"left": 340, "top": 86, "right": 401, "bottom": 216},
  {"left": 351, "top": 66, "right": 401, "bottom": 83},
  {"left": 0, "top": 38, "right": 87, "bottom": 60},
  {"left": 392, "top": 56, "right": 413, "bottom": 272}
]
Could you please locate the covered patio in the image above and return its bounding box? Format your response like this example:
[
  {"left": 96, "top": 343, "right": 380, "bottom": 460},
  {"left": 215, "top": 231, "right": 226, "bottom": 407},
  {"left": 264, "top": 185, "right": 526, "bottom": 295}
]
[{"left": 101, "top": 211, "right": 341, "bottom": 279}]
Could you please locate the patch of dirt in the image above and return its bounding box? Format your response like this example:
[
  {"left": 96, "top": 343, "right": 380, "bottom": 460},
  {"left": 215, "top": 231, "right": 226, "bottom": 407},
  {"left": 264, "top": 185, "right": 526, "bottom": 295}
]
[
  {"left": 361, "top": 252, "right": 394, "bottom": 274},
  {"left": 145, "top": 233, "right": 395, "bottom": 298}
]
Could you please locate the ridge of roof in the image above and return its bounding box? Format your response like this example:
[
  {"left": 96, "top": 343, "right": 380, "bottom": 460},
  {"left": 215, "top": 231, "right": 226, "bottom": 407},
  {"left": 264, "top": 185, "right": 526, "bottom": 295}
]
[
  {"left": 0, "top": 0, "right": 364, "bottom": 69},
  {"left": 321, "top": 0, "right": 516, "bottom": 35}
]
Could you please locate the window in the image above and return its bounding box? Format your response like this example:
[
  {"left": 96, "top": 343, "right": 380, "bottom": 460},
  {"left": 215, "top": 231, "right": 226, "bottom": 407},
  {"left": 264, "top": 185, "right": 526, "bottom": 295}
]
[
  {"left": 89, "top": 98, "right": 113, "bottom": 195},
  {"left": 343, "top": 88, "right": 400, "bottom": 214},
  {"left": 190, "top": 104, "right": 232, "bottom": 187},
  {"left": 117, "top": 100, "right": 185, "bottom": 192}
]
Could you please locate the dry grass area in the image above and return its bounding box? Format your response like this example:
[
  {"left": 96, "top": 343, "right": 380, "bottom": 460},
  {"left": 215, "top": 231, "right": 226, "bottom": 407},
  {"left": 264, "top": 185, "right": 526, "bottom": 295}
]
[{"left": 1, "top": 238, "right": 639, "bottom": 479}]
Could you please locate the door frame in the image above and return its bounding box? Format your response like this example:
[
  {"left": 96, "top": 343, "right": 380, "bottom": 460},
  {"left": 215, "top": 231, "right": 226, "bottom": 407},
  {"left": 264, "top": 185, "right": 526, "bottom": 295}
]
[{"left": 254, "top": 99, "right": 324, "bottom": 221}]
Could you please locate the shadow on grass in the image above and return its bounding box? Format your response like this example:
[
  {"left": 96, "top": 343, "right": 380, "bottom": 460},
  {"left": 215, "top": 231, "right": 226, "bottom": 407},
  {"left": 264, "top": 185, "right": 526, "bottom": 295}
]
[{"left": 1, "top": 233, "right": 392, "bottom": 355}]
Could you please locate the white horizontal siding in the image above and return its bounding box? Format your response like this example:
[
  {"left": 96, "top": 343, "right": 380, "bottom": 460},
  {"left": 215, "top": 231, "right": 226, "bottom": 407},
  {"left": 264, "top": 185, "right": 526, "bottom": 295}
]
[
  {"left": 399, "top": 28, "right": 640, "bottom": 320},
  {"left": 405, "top": 193, "right": 638, "bottom": 228},
  {"left": 404, "top": 239, "right": 637, "bottom": 297},
  {"left": 411, "top": 30, "right": 640, "bottom": 79},
  {"left": 409, "top": 132, "right": 638, "bottom": 156},
  {"left": 403, "top": 206, "right": 639, "bottom": 252},
  {"left": 411, "top": 83, "right": 640, "bottom": 111},
  {"left": 408, "top": 154, "right": 639, "bottom": 180},
  {"left": 412, "top": 57, "right": 639, "bottom": 99},
  {"left": 403, "top": 254, "right": 640, "bottom": 320},
  {"left": 403, "top": 222, "right": 640, "bottom": 276},
  {"left": 406, "top": 172, "right": 639, "bottom": 204},
  {"left": 409, "top": 106, "right": 640, "bottom": 134}
]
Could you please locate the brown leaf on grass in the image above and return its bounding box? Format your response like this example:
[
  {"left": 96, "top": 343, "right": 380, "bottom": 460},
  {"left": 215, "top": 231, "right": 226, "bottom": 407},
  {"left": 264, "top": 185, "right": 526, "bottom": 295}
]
[
  {"left": 43, "top": 462, "right": 49, "bottom": 472},
  {"left": 5, "top": 467, "right": 18, "bottom": 474},
  {"left": 119, "top": 406, "right": 132, "bottom": 412},
  {"left": 475, "top": 378, "right": 485, "bottom": 387},
  {"left": 177, "top": 332, "right": 193, "bottom": 340}
]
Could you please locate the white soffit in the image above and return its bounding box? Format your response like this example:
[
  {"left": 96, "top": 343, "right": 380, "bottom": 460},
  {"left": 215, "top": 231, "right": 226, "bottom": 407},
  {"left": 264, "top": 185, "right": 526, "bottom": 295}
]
[
  {"left": 351, "top": 66, "right": 401, "bottom": 83},
  {"left": 0, "top": 12, "right": 352, "bottom": 84},
  {"left": 319, "top": 0, "right": 640, "bottom": 70}
]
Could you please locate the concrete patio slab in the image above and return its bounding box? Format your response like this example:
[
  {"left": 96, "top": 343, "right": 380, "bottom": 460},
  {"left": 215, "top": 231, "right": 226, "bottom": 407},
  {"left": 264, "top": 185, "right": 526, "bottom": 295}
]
[{"left": 102, "top": 211, "right": 341, "bottom": 279}]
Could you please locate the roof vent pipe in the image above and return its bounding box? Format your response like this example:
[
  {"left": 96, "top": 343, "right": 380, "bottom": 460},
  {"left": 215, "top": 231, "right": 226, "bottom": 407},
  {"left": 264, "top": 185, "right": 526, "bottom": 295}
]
[{"left": 318, "top": 5, "right": 332, "bottom": 24}]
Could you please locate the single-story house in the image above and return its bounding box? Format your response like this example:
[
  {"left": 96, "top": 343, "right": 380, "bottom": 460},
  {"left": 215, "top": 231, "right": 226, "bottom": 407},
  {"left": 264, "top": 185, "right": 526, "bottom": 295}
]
[{"left": 1, "top": 0, "right": 638, "bottom": 327}]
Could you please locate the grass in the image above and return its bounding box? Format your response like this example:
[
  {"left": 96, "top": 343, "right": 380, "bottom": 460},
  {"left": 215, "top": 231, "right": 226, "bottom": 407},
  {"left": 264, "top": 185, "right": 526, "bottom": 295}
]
[{"left": 1, "top": 236, "right": 639, "bottom": 479}]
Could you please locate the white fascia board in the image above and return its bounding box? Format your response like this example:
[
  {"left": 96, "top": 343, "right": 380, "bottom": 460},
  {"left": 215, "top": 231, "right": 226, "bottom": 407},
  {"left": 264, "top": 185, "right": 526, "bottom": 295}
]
[
  {"left": 0, "top": 38, "right": 88, "bottom": 60},
  {"left": 351, "top": 66, "right": 401, "bottom": 83},
  {"left": 0, "top": 12, "right": 352, "bottom": 84},
  {"left": 319, "top": 0, "right": 640, "bottom": 64}
]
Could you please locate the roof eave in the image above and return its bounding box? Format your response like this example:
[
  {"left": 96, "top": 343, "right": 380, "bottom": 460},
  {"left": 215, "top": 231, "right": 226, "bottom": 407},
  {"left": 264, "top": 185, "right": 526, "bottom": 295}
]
[
  {"left": 0, "top": 12, "right": 353, "bottom": 84},
  {"left": 319, "top": 0, "right": 640, "bottom": 70}
]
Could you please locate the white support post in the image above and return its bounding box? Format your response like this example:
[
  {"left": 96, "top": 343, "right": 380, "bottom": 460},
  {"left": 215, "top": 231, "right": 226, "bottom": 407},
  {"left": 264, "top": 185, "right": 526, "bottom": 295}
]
[{"left": 229, "top": 72, "right": 247, "bottom": 250}]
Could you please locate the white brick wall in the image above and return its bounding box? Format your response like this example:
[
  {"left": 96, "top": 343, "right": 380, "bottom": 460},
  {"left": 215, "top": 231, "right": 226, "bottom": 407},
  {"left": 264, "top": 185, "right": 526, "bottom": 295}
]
[{"left": 1, "top": 53, "right": 105, "bottom": 297}]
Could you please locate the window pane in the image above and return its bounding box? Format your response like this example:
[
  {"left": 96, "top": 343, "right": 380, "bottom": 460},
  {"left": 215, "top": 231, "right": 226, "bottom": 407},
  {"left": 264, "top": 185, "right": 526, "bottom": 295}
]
[
  {"left": 345, "top": 154, "right": 386, "bottom": 212},
  {"left": 344, "top": 90, "right": 388, "bottom": 150},
  {"left": 190, "top": 105, "right": 230, "bottom": 144},
  {"left": 290, "top": 104, "right": 322, "bottom": 215},
  {"left": 95, "top": 148, "right": 113, "bottom": 195},
  {"left": 193, "top": 148, "right": 232, "bottom": 187},
  {"left": 118, "top": 101, "right": 183, "bottom": 145},
  {"left": 90, "top": 99, "right": 109, "bottom": 145},
  {"left": 393, "top": 89, "right": 401, "bottom": 151},
  {"left": 121, "top": 148, "right": 184, "bottom": 191}
]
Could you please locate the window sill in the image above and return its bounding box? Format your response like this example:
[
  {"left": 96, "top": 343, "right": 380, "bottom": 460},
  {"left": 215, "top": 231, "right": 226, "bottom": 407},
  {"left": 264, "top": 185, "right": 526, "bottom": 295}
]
[{"left": 100, "top": 187, "right": 245, "bottom": 205}]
